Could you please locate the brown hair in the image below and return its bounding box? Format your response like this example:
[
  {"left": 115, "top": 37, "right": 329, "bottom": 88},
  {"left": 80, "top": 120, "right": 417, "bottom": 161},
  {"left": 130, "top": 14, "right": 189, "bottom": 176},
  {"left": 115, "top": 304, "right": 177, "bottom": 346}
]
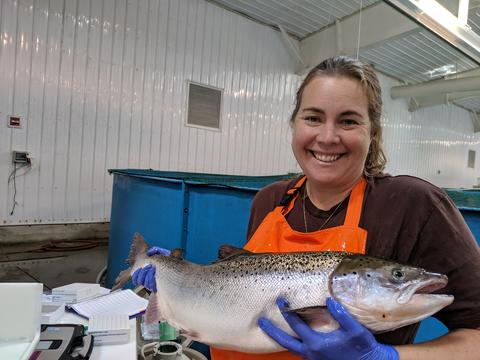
[{"left": 290, "top": 56, "right": 386, "bottom": 177}]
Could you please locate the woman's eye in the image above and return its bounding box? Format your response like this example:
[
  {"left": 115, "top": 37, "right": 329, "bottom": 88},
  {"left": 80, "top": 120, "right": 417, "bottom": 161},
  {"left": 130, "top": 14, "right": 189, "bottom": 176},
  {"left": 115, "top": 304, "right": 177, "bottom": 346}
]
[
  {"left": 341, "top": 119, "right": 359, "bottom": 126},
  {"left": 303, "top": 116, "right": 321, "bottom": 123}
]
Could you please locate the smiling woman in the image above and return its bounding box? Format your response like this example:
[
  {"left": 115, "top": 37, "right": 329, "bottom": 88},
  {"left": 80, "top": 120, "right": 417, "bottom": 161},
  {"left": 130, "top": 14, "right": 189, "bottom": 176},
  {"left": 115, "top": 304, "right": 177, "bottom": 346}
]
[{"left": 133, "top": 56, "right": 480, "bottom": 360}]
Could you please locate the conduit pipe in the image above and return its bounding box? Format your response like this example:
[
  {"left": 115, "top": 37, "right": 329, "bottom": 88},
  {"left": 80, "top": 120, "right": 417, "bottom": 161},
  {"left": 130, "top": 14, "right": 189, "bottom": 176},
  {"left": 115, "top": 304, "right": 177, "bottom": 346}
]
[{"left": 391, "top": 76, "right": 480, "bottom": 99}]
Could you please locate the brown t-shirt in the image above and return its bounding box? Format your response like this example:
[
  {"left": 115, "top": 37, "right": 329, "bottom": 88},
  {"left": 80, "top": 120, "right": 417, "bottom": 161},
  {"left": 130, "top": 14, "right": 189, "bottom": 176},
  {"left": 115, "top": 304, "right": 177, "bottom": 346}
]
[{"left": 247, "top": 174, "right": 480, "bottom": 345}]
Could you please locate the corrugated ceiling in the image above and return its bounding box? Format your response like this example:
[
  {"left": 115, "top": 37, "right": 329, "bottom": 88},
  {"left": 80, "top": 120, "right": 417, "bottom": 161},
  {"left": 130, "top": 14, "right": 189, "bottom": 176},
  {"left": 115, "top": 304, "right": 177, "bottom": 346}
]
[
  {"left": 211, "top": 0, "right": 480, "bottom": 114},
  {"left": 208, "top": 0, "right": 380, "bottom": 39},
  {"left": 360, "top": 29, "right": 478, "bottom": 83}
]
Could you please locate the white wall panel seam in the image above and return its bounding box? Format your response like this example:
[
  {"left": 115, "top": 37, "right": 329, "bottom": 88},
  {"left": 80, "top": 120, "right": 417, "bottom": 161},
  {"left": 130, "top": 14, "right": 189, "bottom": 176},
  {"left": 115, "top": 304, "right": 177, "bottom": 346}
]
[
  {"left": 139, "top": 0, "right": 151, "bottom": 169},
  {"left": 5, "top": 0, "right": 20, "bottom": 218},
  {"left": 16, "top": 0, "right": 35, "bottom": 221},
  {"left": 126, "top": 0, "right": 139, "bottom": 169},
  {"left": 115, "top": 0, "right": 127, "bottom": 170},
  {"left": 0, "top": 0, "right": 9, "bottom": 222},
  {"left": 23, "top": 0, "right": 37, "bottom": 222},
  {"left": 78, "top": 0, "right": 92, "bottom": 222},
  {"left": 171, "top": 0, "right": 185, "bottom": 172},
  {"left": 51, "top": 0, "right": 67, "bottom": 222},
  {"left": 64, "top": 0, "right": 79, "bottom": 221},
  {"left": 90, "top": 0, "right": 105, "bottom": 220},
  {"left": 35, "top": 0, "right": 51, "bottom": 222},
  {"left": 100, "top": 0, "right": 116, "bottom": 219},
  {"left": 158, "top": 0, "right": 170, "bottom": 171}
]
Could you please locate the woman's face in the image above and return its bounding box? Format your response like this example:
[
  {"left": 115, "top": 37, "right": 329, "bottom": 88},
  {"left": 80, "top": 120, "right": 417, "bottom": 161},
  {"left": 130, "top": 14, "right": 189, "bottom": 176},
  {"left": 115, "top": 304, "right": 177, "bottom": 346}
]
[{"left": 291, "top": 75, "right": 372, "bottom": 191}]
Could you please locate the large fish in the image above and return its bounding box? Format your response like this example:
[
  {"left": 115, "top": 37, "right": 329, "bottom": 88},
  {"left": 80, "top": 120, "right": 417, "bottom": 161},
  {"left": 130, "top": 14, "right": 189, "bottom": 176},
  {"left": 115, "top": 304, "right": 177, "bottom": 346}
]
[{"left": 113, "top": 233, "right": 453, "bottom": 353}]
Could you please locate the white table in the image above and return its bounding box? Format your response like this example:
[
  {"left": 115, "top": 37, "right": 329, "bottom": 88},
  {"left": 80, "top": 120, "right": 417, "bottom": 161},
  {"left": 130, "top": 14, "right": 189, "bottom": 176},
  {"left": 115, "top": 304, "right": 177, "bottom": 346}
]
[{"left": 57, "top": 311, "right": 137, "bottom": 360}]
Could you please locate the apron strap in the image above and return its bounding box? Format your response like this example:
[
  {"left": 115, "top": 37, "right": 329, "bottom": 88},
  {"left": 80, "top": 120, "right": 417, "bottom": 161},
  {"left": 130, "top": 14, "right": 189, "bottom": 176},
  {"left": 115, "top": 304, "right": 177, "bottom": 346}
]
[
  {"left": 343, "top": 177, "right": 367, "bottom": 227},
  {"left": 279, "top": 176, "right": 306, "bottom": 215}
]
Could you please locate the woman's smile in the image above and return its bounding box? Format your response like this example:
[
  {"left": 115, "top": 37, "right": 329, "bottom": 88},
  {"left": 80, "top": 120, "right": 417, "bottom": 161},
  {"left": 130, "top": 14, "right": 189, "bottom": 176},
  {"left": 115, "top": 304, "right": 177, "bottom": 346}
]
[{"left": 310, "top": 150, "right": 344, "bottom": 163}]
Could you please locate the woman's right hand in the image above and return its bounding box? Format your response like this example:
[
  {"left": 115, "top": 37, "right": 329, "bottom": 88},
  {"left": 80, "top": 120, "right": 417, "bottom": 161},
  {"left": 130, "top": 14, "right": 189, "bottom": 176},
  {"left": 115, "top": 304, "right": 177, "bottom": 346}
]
[{"left": 131, "top": 246, "right": 171, "bottom": 292}]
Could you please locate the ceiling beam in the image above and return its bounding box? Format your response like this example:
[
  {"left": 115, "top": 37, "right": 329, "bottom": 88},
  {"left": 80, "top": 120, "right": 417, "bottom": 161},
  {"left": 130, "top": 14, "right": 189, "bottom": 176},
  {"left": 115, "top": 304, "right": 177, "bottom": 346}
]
[
  {"left": 391, "top": 75, "right": 480, "bottom": 98},
  {"left": 277, "top": 24, "right": 306, "bottom": 73},
  {"left": 299, "top": 1, "right": 419, "bottom": 72},
  {"left": 408, "top": 91, "right": 480, "bottom": 111}
]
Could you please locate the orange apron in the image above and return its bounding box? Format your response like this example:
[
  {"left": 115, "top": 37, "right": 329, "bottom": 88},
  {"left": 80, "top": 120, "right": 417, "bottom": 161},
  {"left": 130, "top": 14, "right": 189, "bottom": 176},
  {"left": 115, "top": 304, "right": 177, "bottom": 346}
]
[{"left": 211, "top": 176, "right": 368, "bottom": 360}]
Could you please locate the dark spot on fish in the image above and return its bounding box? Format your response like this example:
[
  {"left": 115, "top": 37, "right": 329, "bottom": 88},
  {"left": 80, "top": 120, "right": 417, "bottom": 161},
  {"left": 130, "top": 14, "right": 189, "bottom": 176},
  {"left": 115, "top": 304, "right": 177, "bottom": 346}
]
[
  {"left": 382, "top": 314, "right": 386, "bottom": 318},
  {"left": 367, "top": 274, "right": 371, "bottom": 277},
  {"left": 353, "top": 272, "right": 357, "bottom": 275}
]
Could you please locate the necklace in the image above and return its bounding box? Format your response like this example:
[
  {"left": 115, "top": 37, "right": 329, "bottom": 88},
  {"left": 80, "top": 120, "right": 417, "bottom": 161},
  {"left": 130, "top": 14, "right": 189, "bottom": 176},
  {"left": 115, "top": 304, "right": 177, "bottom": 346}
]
[{"left": 302, "top": 189, "right": 345, "bottom": 233}]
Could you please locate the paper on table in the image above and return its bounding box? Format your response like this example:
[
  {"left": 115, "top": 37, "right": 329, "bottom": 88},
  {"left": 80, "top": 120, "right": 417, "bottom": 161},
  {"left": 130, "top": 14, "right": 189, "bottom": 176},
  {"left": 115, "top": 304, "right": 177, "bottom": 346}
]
[{"left": 70, "top": 289, "right": 148, "bottom": 319}]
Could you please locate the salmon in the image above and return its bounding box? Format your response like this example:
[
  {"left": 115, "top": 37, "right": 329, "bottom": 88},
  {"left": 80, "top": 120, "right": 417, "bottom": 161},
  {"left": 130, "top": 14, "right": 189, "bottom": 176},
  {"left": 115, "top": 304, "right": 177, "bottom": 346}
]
[{"left": 113, "top": 233, "right": 453, "bottom": 353}]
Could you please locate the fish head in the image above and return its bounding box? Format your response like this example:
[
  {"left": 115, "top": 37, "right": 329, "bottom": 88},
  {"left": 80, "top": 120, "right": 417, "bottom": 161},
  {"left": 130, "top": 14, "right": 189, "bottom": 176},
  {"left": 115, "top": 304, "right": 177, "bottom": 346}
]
[{"left": 329, "top": 254, "right": 454, "bottom": 333}]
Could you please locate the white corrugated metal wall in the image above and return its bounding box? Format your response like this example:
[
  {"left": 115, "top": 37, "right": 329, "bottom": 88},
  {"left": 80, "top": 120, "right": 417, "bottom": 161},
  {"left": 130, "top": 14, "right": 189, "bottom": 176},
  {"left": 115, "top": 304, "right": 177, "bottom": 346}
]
[
  {"left": 0, "top": 0, "right": 299, "bottom": 225},
  {"left": 380, "top": 74, "right": 480, "bottom": 188},
  {"left": 1, "top": 0, "right": 479, "bottom": 226}
]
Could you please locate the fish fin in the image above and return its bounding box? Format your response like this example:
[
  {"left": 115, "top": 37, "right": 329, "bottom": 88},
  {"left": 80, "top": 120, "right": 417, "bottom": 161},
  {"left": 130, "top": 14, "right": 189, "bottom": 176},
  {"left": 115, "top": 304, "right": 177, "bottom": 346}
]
[
  {"left": 170, "top": 248, "right": 184, "bottom": 260},
  {"left": 145, "top": 292, "right": 165, "bottom": 324},
  {"left": 215, "top": 244, "right": 252, "bottom": 262},
  {"left": 111, "top": 269, "right": 131, "bottom": 291},
  {"left": 292, "top": 307, "right": 340, "bottom": 333},
  {"left": 128, "top": 232, "right": 150, "bottom": 266}
]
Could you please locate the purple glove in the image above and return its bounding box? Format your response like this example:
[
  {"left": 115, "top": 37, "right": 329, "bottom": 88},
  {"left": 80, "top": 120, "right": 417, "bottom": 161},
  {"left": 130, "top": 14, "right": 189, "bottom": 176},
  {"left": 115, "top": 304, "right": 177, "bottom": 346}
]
[
  {"left": 258, "top": 297, "right": 399, "bottom": 360},
  {"left": 131, "top": 246, "right": 171, "bottom": 292}
]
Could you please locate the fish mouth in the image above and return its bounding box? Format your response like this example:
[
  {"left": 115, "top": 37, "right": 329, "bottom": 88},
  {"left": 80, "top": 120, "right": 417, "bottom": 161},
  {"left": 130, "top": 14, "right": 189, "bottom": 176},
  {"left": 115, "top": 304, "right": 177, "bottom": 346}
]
[
  {"left": 414, "top": 280, "right": 447, "bottom": 294},
  {"left": 397, "top": 274, "right": 448, "bottom": 304}
]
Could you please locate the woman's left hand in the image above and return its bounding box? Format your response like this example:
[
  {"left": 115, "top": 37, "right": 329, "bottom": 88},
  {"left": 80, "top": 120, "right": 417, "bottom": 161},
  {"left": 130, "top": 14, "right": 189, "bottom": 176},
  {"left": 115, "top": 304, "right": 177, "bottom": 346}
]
[{"left": 258, "top": 297, "right": 399, "bottom": 360}]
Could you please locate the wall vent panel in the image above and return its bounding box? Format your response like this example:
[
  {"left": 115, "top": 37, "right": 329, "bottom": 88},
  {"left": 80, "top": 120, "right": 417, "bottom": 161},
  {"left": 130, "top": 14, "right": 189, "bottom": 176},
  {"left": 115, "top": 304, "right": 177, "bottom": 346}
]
[{"left": 187, "top": 82, "right": 222, "bottom": 130}]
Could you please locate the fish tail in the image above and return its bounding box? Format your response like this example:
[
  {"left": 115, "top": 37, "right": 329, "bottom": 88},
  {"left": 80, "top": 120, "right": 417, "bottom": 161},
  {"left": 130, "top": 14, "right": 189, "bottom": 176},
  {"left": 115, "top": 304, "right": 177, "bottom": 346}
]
[
  {"left": 127, "top": 232, "right": 150, "bottom": 266},
  {"left": 112, "top": 232, "right": 150, "bottom": 291}
]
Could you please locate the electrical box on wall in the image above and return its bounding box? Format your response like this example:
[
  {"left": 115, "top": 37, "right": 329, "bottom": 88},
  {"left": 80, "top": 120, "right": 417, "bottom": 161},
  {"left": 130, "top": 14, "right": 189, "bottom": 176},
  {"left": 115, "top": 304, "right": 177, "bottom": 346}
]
[{"left": 12, "top": 151, "right": 30, "bottom": 164}]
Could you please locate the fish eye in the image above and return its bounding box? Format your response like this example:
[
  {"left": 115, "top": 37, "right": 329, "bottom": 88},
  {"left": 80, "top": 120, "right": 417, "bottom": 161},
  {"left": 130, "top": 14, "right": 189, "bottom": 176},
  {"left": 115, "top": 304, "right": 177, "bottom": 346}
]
[{"left": 391, "top": 268, "right": 406, "bottom": 282}]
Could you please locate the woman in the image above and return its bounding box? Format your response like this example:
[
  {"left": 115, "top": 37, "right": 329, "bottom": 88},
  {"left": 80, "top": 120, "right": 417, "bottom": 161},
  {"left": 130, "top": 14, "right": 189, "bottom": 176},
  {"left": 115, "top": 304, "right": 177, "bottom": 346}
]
[{"left": 134, "top": 56, "right": 480, "bottom": 359}]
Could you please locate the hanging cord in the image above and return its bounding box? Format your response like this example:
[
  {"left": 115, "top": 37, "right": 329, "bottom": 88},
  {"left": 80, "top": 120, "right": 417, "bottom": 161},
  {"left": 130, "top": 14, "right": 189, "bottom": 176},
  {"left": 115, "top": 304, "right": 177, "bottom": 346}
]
[
  {"left": 7, "top": 162, "right": 30, "bottom": 216},
  {"left": 356, "top": 0, "right": 363, "bottom": 60},
  {"left": 8, "top": 163, "right": 19, "bottom": 215}
]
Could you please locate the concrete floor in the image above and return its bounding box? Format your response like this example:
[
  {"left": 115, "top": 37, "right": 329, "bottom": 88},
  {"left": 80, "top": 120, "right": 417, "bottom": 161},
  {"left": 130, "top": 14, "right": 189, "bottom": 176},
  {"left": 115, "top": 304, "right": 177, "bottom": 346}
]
[{"left": 0, "top": 239, "right": 108, "bottom": 291}]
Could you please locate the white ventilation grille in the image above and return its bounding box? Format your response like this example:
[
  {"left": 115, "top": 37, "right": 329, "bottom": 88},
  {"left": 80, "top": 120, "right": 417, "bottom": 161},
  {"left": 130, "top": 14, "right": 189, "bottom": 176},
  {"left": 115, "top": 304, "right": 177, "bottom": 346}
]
[{"left": 187, "top": 82, "right": 223, "bottom": 130}]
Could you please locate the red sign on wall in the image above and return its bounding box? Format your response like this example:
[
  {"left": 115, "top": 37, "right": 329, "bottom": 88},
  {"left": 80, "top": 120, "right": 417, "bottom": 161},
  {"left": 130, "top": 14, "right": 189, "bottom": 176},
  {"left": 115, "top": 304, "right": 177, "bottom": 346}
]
[{"left": 8, "top": 115, "right": 22, "bottom": 128}]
